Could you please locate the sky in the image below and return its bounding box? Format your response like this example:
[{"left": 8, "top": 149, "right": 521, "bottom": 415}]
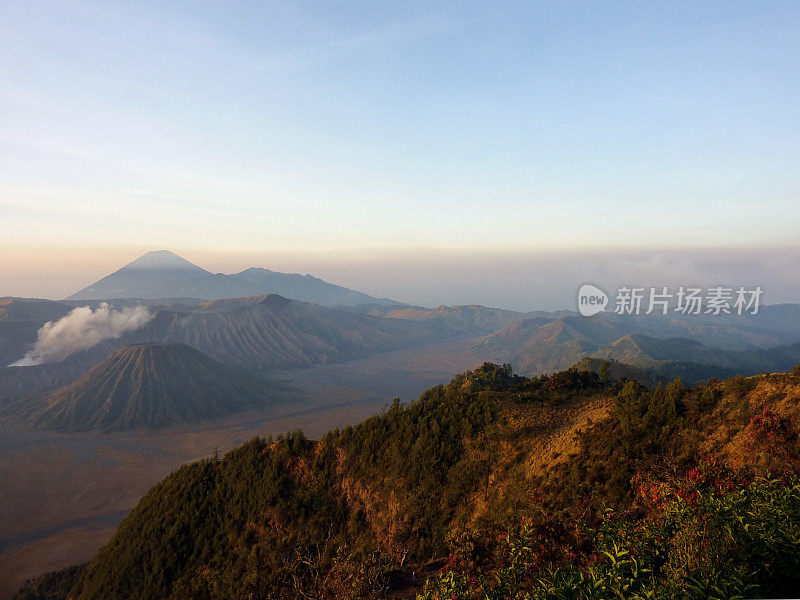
[{"left": 1, "top": 1, "right": 799, "bottom": 308}]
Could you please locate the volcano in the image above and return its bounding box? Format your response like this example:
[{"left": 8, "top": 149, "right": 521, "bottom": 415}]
[
  {"left": 67, "top": 250, "right": 401, "bottom": 306},
  {"left": 17, "top": 343, "right": 285, "bottom": 431}
]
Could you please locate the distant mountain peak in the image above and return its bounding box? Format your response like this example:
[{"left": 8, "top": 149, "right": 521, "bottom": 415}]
[
  {"left": 258, "top": 293, "right": 292, "bottom": 308},
  {"left": 125, "top": 250, "right": 207, "bottom": 271},
  {"left": 67, "top": 251, "right": 211, "bottom": 300},
  {"left": 67, "top": 252, "right": 401, "bottom": 306}
]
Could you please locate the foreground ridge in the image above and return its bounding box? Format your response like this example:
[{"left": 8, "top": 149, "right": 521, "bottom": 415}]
[{"left": 16, "top": 363, "right": 800, "bottom": 599}]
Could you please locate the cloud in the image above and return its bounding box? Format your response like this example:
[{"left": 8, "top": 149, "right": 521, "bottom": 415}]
[{"left": 8, "top": 303, "right": 152, "bottom": 367}]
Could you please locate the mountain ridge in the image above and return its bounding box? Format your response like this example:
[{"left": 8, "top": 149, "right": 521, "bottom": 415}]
[
  {"left": 67, "top": 251, "right": 402, "bottom": 306},
  {"left": 19, "top": 363, "right": 800, "bottom": 599},
  {"left": 0, "top": 294, "right": 443, "bottom": 403},
  {"left": 477, "top": 310, "right": 800, "bottom": 377}
]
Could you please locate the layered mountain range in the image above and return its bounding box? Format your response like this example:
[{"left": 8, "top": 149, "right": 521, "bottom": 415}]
[
  {"left": 5, "top": 253, "right": 800, "bottom": 599},
  {"left": 4, "top": 293, "right": 800, "bottom": 409},
  {"left": 67, "top": 250, "right": 401, "bottom": 306},
  {"left": 3, "top": 251, "right": 800, "bottom": 434},
  {"left": 476, "top": 311, "right": 800, "bottom": 380},
  {"left": 0, "top": 294, "right": 441, "bottom": 406}
]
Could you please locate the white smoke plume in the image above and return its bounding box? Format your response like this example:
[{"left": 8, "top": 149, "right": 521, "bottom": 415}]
[{"left": 8, "top": 303, "right": 152, "bottom": 367}]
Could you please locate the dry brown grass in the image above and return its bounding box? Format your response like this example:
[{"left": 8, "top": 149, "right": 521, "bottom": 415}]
[
  {"left": 700, "top": 374, "right": 800, "bottom": 470},
  {"left": 462, "top": 391, "right": 613, "bottom": 525}
]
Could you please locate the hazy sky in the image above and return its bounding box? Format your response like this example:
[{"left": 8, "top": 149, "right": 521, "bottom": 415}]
[{"left": 1, "top": 2, "right": 799, "bottom": 306}]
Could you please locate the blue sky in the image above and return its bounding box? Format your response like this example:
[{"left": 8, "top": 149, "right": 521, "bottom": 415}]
[{"left": 1, "top": 2, "right": 799, "bottom": 304}]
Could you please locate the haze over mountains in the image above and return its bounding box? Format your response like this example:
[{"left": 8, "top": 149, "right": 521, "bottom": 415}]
[
  {"left": 477, "top": 310, "right": 800, "bottom": 381},
  {"left": 3, "top": 250, "right": 800, "bottom": 432},
  {"left": 352, "top": 303, "right": 563, "bottom": 335},
  {"left": 4, "top": 252, "right": 800, "bottom": 599},
  {"left": 125, "top": 294, "right": 438, "bottom": 371},
  {"left": 67, "top": 250, "right": 401, "bottom": 307},
  {"left": 0, "top": 295, "right": 440, "bottom": 404}
]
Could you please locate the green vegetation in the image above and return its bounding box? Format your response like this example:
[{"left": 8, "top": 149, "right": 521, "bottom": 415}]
[
  {"left": 15, "top": 363, "right": 800, "bottom": 599},
  {"left": 12, "top": 564, "right": 85, "bottom": 600},
  {"left": 51, "top": 363, "right": 523, "bottom": 600},
  {"left": 421, "top": 469, "right": 800, "bottom": 599},
  {"left": 575, "top": 356, "right": 742, "bottom": 387}
]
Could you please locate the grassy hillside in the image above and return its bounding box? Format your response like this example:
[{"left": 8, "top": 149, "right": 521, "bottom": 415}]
[
  {"left": 573, "top": 356, "right": 742, "bottom": 386},
  {"left": 16, "top": 361, "right": 800, "bottom": 599}
]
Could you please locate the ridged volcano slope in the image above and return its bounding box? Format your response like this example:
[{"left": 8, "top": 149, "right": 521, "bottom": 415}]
[{"left": 21, "top": 343, "right": 282, "bottom": 431}]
